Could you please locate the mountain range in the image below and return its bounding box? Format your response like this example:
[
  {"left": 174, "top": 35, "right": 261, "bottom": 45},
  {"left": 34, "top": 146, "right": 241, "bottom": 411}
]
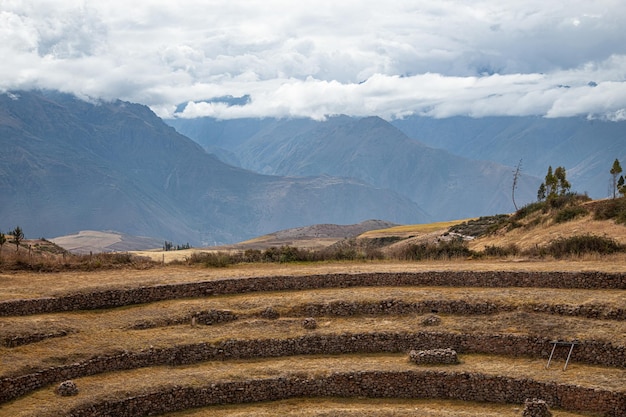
[
  {"left": 3, "top": 90, "right": 624, "bottom": 248},
  {"left": 0, "top": 91, "right": 422, "bottom": 245},
  {"left": 168, "top": 113, "right": 541, "bottom": 220},
  {"left": 169, "top": 109, "right": 626, "bottom": 220},
  {"left": 390, "top": 115, "right": 626, "bottom": 198}
]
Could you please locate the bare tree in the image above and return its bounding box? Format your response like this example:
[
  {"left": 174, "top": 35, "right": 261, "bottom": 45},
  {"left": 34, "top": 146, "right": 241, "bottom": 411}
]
[{"left": 512, "top": 159, "right": 522, "bottom": 210}]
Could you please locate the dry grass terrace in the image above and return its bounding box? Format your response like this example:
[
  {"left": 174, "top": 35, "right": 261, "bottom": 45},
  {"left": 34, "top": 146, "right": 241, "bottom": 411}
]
[
  {"left": 1, "top": 261, "right": 624, "bottom": 417},
  {"left": 3, "top": 353, "right": 621, "bottom": 417},
  {"left": 2, "top": 259, "right": 626, "bottom": 300}
]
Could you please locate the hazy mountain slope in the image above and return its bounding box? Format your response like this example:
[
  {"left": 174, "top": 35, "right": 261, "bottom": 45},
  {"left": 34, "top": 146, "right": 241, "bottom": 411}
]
[
  {"left": 391, "top": 116, "right": 626, "bottom": 198},
  {"left": 0, "top": 91, "right": 425, "bottom": 245},
  {"left": 231, "top": 116, "right": 539, "bottom": 220}
]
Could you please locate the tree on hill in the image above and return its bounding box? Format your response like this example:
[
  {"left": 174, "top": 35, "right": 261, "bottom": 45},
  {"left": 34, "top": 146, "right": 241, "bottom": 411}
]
[
  {"left": 554, "top": 166, "right": 571, "bottom": 195},
  {"left": 0, "top": 232, "right": 5, "bottom": 259},
  {"left": 610, "top": 159, "right": 623, "bottom": 198},
  {"left": 544, "top": 166, "right": 557, "bottom": 198},
  {"left": 11, "top": 226, "right": 24, "bottom": 252},
  {"left": 537, "top": 183, "right": 546, "bottom": 201},
  {"left": 537, "top": 165, "right": 571, "bottom": 201},
  {"left": 618, "top": 175, "right": 626, "bottom": 197},
  {"left": 512, "top": 159, "right": 522, "bottom": 210}
]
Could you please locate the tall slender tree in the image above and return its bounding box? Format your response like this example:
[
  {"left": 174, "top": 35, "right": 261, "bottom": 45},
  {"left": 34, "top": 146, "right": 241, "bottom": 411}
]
[
  {"left": 12, "top": 226, "right": 24, "bottom": 252},
  {"left": 544, "top": 166, "right": 558, "bottom": 198},
  {"left": 610, "top": 159, "right": 623, "bottom": 198},
  {"left": 537, "top": 183, "right": 546, "bottom": 201},
  {"left": 0, "top": 232, "right": 6, "bottom": 260},
  {"left": 554, "top": 166, "right": 571, "bottom": 196}
]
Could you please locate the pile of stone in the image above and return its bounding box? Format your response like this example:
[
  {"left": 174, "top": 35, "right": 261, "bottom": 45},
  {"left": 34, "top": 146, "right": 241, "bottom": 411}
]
[
  {"left": 302, "top": 317, "right": 317, "bottom": 329},
  {"left": 421, "top": 314, "right": 441, "bottom": 326},
  {"left": 522, "top": 398, "right": 552, "bottom": 416},
  {"left": 409, "top": 348, "right": 459, "bottom": 365},
  {"left": 259, "top": 307, "right": 279, "bottom": 319},
  {"left": 55, "top": 380, "right": 79, "bottom": 396}
]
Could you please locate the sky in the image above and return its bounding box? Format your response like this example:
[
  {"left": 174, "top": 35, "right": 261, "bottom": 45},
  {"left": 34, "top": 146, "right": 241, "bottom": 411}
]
[{"left": 2, "top": 0, "right": 626, "bottom": 121}]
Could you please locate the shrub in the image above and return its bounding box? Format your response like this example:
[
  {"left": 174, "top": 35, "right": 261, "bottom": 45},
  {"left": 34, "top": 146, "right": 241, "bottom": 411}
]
[
  {"left": 547, "top": 192, "right": 591, "bottom": 209},
  {"left": 541, "top": 234, "right": 624, "bottom": 258},
  {"left": 554, "top": 206, "right": 589, "bottom": 223},
  {"left": 482, "top": 244, "right": 519, "bottom": 257},
  {"left": 399, "top": 239, "right": 474, "bottom": 261},
  {"left": 262, "top": 246, "right": 313, "bottom": 263},
  {"left": 511, "top": 201, "right": 545, "bottom": 221},
  {"left": 183, "top": 252, "right": 233, "bottom": 267},
  {"left": 593, "top": 198, "right": 626, "bottom": 224},
  {"left": 243, "top": 249, "right": 263, "bottom": 263},
  {"left": 448, "top": 215, "right": 509, "bottom": 237},
  {"left": 320, "top": 239, "right": 360, "bottom": 261}
]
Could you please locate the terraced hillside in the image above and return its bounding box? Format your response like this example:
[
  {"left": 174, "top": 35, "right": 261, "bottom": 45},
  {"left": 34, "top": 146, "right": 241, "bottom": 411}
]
[{"left": 0, "top": 264, "right": 624, "bottom": 416}]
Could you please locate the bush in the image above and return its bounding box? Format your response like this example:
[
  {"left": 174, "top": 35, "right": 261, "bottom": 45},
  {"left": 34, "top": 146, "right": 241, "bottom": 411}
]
[
  {"left": 262, "top": 246, "right": 313, "bottom": 263},
  {"left": 511, "top": 201, "right": 545, "bottom": 221},
  {"left": 547, "top": 192, "right": 591, "bottom": 209},
  {"left": 554, "top": 206, "right": 589, "bottom": 223},
  {"left": 0, "top": 250, "right": 155, "bottom": 272},
  {"left": 399, "top": 239, "right": 474, "bottom": 261},
  {"left": 594, "top": 198, "right": 626, "bottom": 224},
  {"left": 448, "top": 215, "right": 509, "bottom": 237},
  {"left": 320, "top": 239, "right": 360, "bottom": 261},
  {"left": 482, "top": 244, "right": 519, "bottom": 257},
  {"left": 512, "top": 193, "right": 591, "bottom": 222},
  {"left": 541, "top": 234, "right": 624, "bottom": 258},
  {"left": 182, "top": 252, "right": 231, "bottom": 267}
]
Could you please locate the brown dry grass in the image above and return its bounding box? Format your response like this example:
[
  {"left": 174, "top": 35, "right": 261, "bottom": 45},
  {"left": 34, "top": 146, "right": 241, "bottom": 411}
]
[
  {"left": 1, "top": 262, "right": 624, "bottom": 416},
  {"left": 2, "top": 282, "right": 625, "bottom": 377},
  {"left": 3, "top": 353, "right": 615, "bottom": 417},
  {"left": 470, "top": 216, "right": 626, "bottom": 252},
  {"left": 359, "top": 220, "right": 470, "bottom": 238},
  {"left": 2, "top": 258, "right": 626, "bottom": 300},
  {"left": 163, "top": 398, "right": 588, "bottom": 417}
]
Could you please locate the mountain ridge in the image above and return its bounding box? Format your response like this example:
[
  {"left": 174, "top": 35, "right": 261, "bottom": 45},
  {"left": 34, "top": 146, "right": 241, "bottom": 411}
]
[
  {"left": 390, "top": 115, "right": 626, "bottom": 198},
  {"left": 169, "top": 114, "right": 540, "bottom": 220},
  {"left": 0, "top": 90, "right": 425, "bottom": 245}
]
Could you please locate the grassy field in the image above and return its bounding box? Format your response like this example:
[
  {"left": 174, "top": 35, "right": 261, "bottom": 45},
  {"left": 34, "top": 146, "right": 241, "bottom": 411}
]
[
  {"left": 3, "top": 258, "right": 626, "bottom": 300},
  {"left": 1, "top": 259, "right": 624, "bottom": 416},
  {"left": 3, "top": 353, "right": 618, "bottom": 416},
  {"left": 163, "top": 398, "right": 589, "bottom": 417}
]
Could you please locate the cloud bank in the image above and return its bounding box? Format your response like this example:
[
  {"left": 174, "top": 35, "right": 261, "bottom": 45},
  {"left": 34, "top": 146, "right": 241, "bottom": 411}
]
[{"left": 1, "top": 0, "right": 626, "bottom": 120}]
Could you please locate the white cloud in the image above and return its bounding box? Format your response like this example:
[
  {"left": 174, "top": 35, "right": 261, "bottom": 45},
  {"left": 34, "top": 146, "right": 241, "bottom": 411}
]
[{"left": 2, "top": 0, "right": 626, "bottom": 120}]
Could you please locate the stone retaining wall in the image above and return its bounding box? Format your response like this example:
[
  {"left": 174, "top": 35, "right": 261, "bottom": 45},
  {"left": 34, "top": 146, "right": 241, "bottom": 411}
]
[
  {"left": 2, "top": 271, "right": 624, "bottom": 414},
  {"left": 64, "top": 371, "right": 626, "bottom": 417},
  {"left": 1, "top": 329, "right": 72, "bottom": 347},
  {"left": 2, "top": 331, "right": 624, "bottom": 405},
  {"left": 1, "top": 271, "right": 624, "bottom": 317},
  {"left": 129, "top": 309, "right": 237, "bottom": 330},
  {"left": 289, "top": 299, "right": 626, "bottom": 320}
]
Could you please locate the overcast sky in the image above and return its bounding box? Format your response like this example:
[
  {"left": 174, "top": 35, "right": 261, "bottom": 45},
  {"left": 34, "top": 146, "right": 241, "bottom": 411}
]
[{"left": 2, "top": 0, "right": 626, "bottom": 120}]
